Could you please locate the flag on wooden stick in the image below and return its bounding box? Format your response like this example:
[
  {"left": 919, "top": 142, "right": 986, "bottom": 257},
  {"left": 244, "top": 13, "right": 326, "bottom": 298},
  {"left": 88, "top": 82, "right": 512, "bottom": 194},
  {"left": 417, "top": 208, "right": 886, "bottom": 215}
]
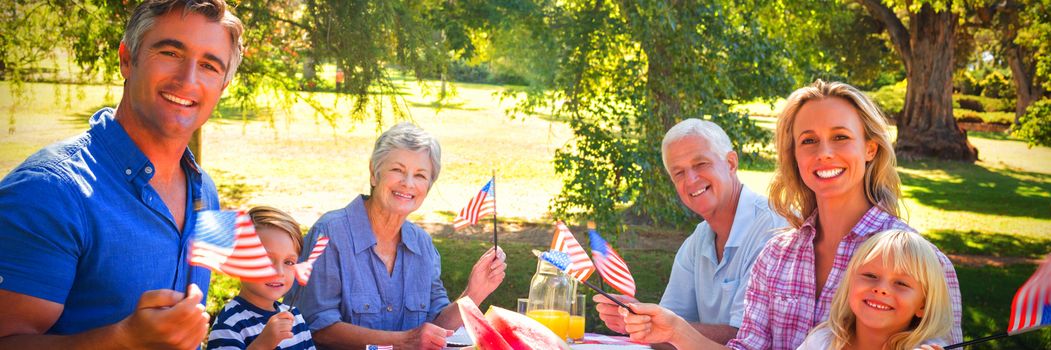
[
  {"left": 190, "top": 210, "right": 279, "bottom": 282},
  {"left": 453, "top": 177, "right": 496, "bottom": 230},
  {"left": 588, "top": 227, "right": 636, "bottom": 297},
  {"left": 550, "top": 221, "right": 594, "bottom": 281},
  {"left": 292, "top": 235, "right": 330, "bottom": 286}
]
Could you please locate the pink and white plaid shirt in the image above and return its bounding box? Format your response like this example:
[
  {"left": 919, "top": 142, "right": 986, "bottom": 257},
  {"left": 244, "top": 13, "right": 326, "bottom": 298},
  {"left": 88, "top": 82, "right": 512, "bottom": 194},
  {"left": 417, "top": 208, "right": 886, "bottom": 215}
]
[{"left": 726, "top": 206, "right": 962, "bottom": 350}]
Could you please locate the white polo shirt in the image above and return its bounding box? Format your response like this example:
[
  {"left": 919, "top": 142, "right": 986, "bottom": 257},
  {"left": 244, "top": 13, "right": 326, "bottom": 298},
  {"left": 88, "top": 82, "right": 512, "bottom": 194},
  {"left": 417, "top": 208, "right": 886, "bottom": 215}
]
[{"left": 659, "top": 185, "right": 788, "bottom": 328}]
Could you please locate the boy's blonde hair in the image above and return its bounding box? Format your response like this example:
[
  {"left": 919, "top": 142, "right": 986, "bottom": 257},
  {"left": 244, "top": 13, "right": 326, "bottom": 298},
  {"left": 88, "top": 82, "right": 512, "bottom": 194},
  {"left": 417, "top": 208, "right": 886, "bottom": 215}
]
[
  {"left": 769, "top": 80, "right": 902, "bottom": 228},
  {"left": 248, "top": 206, "right": 303, "bottom": 255},
  {"left": 819, "top": 229, "right": 953, "bottom": 349}
]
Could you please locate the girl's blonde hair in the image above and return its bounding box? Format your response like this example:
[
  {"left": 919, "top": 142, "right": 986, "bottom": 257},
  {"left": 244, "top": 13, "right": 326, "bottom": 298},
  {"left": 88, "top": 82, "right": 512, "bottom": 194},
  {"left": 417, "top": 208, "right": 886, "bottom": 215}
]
[
  {"left": 248, "top": 206, "right": 304, "bottom": 254},
  {"left": 820, "top": 229, "right": 953, "bottom": 349},
  {"left": 769, "top": 80, "right": 902, "bottom": 228}
]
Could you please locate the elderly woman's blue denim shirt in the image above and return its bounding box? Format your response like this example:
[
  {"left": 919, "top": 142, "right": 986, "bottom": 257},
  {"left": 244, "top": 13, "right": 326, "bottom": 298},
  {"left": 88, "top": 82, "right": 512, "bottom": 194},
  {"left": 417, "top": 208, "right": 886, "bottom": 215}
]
[{"left": 286, "top": 195, "right": 450, "bottom": 332}]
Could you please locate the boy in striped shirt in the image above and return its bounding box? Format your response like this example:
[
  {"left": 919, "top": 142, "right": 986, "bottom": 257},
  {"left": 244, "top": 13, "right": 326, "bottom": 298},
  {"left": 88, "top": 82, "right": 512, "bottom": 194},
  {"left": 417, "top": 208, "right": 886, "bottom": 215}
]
[{"left": 207, "top": 207, "right": 315, "bottom": 350}]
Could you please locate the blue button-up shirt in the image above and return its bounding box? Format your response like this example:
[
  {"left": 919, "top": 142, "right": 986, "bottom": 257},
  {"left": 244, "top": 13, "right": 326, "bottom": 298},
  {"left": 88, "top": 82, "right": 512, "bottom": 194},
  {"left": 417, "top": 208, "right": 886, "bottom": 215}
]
[
  {"left": 659, "top": 185, "right": 787, "bottom": 328},
  {"left": 0, "top": 108, "right": 217, "bottom": 334},
  {"left": 287, "top": 195, "right": 450, "bottom": 332}
]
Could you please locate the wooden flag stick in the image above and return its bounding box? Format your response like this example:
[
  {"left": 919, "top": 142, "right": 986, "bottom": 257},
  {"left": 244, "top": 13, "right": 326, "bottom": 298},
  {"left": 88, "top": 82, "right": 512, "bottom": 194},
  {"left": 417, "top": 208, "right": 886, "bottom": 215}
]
[
  {"left": 579, "top": 279, "right": 638, "bottom": 315},
  {"left": 945, "top": 332, "right": 1010, "bottom": 349},
  {"left": 491, "top": 170, "right": 497, "bottom": 250}
]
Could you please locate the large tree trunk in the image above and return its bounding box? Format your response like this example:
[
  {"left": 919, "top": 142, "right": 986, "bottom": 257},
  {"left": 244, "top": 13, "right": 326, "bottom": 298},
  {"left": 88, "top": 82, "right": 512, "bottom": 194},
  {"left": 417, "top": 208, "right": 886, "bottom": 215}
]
[{"left": 860, "top": 1, "right": 977, "bottom": 162}]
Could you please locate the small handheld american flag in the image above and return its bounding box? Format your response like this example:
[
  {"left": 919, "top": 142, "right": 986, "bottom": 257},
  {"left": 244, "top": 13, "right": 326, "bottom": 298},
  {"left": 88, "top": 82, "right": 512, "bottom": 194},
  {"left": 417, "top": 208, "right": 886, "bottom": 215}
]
[
  {"left": 190, "top": 210, "right": 280, "bottom": 282},
  {"left": 946, "top": 255, "right": 1051, "bottom": 349},
  {"left": 292, "top": 235, "right": 330, "bottom": 286},
  {"left": 539, "top": 250, "right": 637, "bottom": 315},
  {"left": 550, "top": 221, "right": 594, "bottom": 281},
  {"left": 588, "top": 228, "right": 636, "bottom": 297},
  {"left": 453, "top": 177, "right": 496, "bottom": 230},
  {"left": 1008, "top": 259, "right": 1050, "bottom": 335}
]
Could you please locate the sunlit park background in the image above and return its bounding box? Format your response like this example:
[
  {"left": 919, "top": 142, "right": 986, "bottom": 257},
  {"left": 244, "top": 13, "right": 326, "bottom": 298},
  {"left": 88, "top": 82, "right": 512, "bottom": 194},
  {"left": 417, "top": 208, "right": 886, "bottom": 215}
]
[{"left": 2, "top": 0, "right": 1050, "bottom": 348}]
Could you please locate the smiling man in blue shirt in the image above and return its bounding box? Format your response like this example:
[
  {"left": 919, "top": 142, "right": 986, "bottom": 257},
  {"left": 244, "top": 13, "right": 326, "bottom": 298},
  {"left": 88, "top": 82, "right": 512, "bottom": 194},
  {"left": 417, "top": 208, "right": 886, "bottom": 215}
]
[
  {"left": 594, "top": 119, "right": 788, "bottom": 345},
  {"left": 0, "top": 1, "right": 244, "bottom": 348}
]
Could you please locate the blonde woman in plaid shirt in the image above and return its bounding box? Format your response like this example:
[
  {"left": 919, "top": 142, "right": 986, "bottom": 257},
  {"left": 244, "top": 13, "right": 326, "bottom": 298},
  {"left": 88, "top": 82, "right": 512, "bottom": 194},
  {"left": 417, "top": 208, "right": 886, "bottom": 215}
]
[{"left": 617, "top": 80, "right": 962, "bottom": 350}]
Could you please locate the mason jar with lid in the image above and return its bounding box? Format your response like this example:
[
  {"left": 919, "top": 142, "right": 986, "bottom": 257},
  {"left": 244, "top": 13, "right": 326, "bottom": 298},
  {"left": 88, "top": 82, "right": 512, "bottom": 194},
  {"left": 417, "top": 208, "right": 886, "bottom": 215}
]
[{"left": 525, "top": 256, "right": 575, "bottom": 340}]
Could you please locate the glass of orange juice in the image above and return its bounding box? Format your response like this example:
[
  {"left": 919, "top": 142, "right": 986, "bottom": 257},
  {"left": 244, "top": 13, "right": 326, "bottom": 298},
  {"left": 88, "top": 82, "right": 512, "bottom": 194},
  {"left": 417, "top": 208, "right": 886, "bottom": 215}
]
[
  {"left": 569, "top": 293, "right": 586, "bottom": 342},
  {"left": 526, "top": 309, "right": 570, "bottom": 339}
]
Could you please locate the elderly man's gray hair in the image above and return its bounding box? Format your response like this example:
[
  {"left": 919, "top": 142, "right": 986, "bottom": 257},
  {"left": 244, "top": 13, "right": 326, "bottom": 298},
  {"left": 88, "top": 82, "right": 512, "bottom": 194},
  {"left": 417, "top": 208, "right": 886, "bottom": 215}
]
[
  {"left": 370, "top": 122, "right": 442, "bottom": 186},
  {"left": 661, "top": 119, "right": 734, "bottom": 172}
]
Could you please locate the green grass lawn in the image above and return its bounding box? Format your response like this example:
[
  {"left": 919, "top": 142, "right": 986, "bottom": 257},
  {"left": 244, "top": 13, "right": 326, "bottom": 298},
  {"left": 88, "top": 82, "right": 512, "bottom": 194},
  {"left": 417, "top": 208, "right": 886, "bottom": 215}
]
[{"left": 4, "top": 80, "right": 1050, "bottom": 347}]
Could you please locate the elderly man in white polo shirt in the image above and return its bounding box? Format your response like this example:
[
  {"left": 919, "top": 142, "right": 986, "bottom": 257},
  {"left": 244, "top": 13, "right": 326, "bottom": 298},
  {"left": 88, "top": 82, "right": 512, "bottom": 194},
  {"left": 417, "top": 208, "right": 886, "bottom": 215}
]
[{"left": 594, "top": 119, "right": 787, "bottom": 345}]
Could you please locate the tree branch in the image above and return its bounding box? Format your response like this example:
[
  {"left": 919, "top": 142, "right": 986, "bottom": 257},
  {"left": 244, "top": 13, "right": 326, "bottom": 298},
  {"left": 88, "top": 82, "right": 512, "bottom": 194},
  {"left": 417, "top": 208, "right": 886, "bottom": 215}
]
[
  {"left": 236, "top": 3, "right": 313, "bottom": 32},
  {"left": 856, "top": 0, "right": 912, "bottom": 71}
]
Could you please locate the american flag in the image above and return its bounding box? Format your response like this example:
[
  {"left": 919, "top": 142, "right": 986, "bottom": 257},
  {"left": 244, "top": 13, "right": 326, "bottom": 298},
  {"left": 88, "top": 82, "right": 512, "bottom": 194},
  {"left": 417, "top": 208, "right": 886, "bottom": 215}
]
[
  {"left": 190, "top": 210, "right": 280, "bottom": 282},
  {"left": 1007, "top": 258, "right": 1051, "bottom": 335},
  {"left": 453, "top": 177, "right": 496, "bottom": 230},
  {"left": 365, "top": 345, "right": 393, "bottom": 350},
  {"left": 293, "top": 235, "right": 330, "bottom": 286},
  {"left": 588, "top": 228, "right": 636, "bottom": 297},
  {"left": 550, "top": 221, "right": 594, "bottom": 281}
]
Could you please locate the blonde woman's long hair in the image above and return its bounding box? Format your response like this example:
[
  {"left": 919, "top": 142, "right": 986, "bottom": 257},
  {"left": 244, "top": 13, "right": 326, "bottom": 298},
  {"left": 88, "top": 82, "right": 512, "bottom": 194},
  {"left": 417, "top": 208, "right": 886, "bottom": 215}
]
[
  {"left": 769, "top": 80, "right": 902, "bottom": 228},
  {"left": 817, "top": 229, "right": 953, "bottom": 349}
]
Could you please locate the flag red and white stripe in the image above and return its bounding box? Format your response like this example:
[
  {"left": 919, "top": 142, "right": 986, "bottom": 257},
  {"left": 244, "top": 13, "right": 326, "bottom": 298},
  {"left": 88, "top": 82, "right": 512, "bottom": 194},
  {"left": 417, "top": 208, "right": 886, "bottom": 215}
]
[
  {"left": 293, "top": 235, "right": 330, "bottom": 286},
  {"left": 588, "top": 228, "right": 636, "bottom": 297},
  {"left": 1007, "top": 257, "right": 1051, "bottom": 334},
  {"left": 453, "top": 178, "right": 495, "bottom": 230},
  {"left": 550, "top": 221, "right": 594, "bottom": 281},
  {"left": 190, "top": 210, "right": 280, "bottom": 282}
]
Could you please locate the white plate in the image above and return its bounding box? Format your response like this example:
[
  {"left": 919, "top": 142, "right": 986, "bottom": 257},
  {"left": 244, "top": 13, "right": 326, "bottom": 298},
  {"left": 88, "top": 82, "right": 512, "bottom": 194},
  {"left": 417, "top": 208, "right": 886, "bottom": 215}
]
[{"left": 446, "top": 326, "right": 473, "bottom": 347}]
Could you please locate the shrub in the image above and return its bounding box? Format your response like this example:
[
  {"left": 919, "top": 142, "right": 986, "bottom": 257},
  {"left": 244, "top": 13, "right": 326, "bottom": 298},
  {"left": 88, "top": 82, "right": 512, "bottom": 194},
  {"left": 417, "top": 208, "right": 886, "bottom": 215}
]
[
  {"left": 953, "top": 109, "right": 983, "bottom": 123},
  {"left": 957, "top": 97, "right": 985, "bottom": 112},
  {"left": 980, "top": 70, "right": 1015, "bottom": 100},
  {"left": 1013, "top": 99, "right": 1051, "bottom": 148},
  {"left": 953, "top": 109, "right": 1014, "bottom": 125},
  {"left": 954, "top": 70, "right": 980, "bottom": 95},
  {"left": 868, "top": 80, "right": 907, "bottom": 119}
]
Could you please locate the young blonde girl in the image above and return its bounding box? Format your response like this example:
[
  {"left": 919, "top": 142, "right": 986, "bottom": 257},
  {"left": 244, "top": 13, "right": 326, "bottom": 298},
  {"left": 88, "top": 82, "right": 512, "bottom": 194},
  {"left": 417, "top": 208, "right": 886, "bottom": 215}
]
[{"left": 797, "top": 229, "right": 953, "bottom": 350}]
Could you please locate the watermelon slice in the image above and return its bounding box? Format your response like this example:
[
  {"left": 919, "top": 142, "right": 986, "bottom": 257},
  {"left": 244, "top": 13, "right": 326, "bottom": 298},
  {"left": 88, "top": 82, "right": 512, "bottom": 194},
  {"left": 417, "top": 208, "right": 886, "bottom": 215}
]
[
  {"left": 485, "top": 306, "right": 571, "bottom": 350},
  {"left": 457, "top": 297, "right": 513, "bottom": 350}
]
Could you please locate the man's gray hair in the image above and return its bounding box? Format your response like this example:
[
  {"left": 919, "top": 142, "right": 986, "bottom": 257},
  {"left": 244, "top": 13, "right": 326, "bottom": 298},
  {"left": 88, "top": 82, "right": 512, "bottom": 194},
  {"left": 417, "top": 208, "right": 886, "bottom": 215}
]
[
  {"left": 661, "top": 119, "right": 734, "bottom": 172},
  {"left": 371, "top": 122, "right": 442, "bottom": 187},
  {"left": 122, "top": 0, "right": 245, "bottom": 84}
]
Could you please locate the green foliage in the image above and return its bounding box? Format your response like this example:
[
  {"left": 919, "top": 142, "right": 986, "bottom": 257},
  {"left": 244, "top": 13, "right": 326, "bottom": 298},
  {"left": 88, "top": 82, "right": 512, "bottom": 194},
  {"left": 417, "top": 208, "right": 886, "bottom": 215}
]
[
  {"left": 1013, "top": 98, "right": 1051, "bottom": 148},
  {"left": 980, "top": 70, "right": 1015, "bottom": 100},
  {"left": 867, "top": 80, "right": 907, "bottom": 118},
  {"left": 954, "top": 70, "right": 980, "bottom": 95},
  {"left": 503, "top": 0, "right": 790, "bottom": 235},
  {"left": 206, "top": 274, "right": 241, "bottom": 318},
  {"left": 954, "top": 93, "right": 1014, "bottom": 113},
  {"left": 1014, "top": 0, "right": 1051, "bottom": 91},
  {"left": 758, "top": 0, "right": 902, "bottom": 89},
  {"left": 953, "top": 109, "right": 1015, "bottom": 125},
  {"left": 4, "top": 0, "right": 488, "bottom": 131}
]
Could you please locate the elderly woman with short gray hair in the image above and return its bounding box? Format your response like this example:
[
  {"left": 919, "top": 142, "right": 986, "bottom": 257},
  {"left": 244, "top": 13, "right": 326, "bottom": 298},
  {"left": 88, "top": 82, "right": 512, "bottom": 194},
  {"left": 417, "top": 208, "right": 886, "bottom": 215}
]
[{"left": 287, "top": 122, "right": 506, "bottom": 350}]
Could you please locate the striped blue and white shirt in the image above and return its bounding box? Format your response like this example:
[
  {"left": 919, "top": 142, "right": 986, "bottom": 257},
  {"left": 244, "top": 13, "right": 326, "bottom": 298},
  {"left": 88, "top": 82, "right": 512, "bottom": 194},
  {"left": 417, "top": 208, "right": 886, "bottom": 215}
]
[{"left": 207, "top": 296, "right": 315, "bottom": 350}]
